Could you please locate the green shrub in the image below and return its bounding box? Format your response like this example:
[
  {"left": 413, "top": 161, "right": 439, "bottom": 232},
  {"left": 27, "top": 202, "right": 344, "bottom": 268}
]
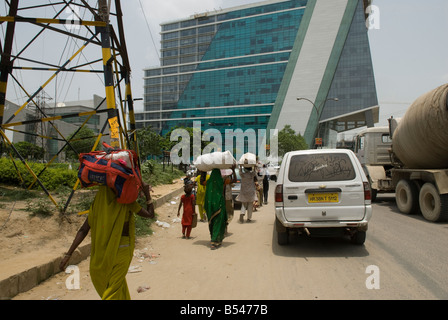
[
  {"left": 71, "top": 191, "right": 96, "bottom": 213},
  {"left": 0, "top": 157, "right": 180, "bottom": 237},
  {"left": 0, "top": 157, "right": 182, "bottom": 191},
  {"left": 141, "top": 160, "right": 155, "bottom": 175},
  {"left": 134, "top": 197, "right": 156, "bottom": 236},
  {"left": 135, "top": 214, "right": 155, "bottom": 236},
  {"left": 0, "top": 158, "right": 78, "bottom": 191},
  {"left": 141, "top": 160, "right": 184, "bottom": 186},
  {"left": 0, "top": 186, "right": 38, "bottom": 201},
  {"left": 26, "top": 198, "right": 53, "bottom": 217}
]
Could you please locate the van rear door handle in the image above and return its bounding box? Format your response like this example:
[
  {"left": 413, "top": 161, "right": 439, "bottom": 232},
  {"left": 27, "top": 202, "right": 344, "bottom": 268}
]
[{"left": 288, "top": 195, "right": 298, "bottom": 200}]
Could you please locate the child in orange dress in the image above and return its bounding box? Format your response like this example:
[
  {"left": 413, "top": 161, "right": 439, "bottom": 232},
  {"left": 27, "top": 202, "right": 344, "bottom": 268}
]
[{"left": 177, "top": 181, "right": 196, "bottom": 239}]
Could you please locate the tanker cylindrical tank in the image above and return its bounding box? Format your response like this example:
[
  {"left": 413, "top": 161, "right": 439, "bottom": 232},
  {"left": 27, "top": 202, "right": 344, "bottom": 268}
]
[{"left": 392, "top": 83, "right": 448, "bottom": 169}]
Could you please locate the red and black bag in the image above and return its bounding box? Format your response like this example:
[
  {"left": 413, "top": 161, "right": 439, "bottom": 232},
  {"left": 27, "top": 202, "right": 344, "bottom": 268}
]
[{"left": 78, "top": 142, "right": 142, "bottom": 204}]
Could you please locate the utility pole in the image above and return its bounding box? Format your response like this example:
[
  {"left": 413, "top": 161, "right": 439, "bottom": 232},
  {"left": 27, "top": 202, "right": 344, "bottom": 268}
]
[
  {"left": 0, "top": 1, "right": 139, "bottom": 211},
  {"left": 33, "top": 91, "right": 53, "bottom": 160},
  {"left": 98, "top": 0, "right": 120, "bottom": 148},
  {"left": 0, "top": 0, "right": 18, "bottom": 131}
]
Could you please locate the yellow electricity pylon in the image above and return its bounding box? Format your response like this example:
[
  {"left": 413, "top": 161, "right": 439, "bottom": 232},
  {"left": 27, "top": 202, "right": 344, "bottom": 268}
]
[{"left": 0, "top": 1, "right": 140, "bottom": 212}]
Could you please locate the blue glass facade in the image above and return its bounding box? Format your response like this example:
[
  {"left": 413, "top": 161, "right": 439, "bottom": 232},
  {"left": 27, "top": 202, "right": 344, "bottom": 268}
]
[
  {"left": 139, "top": 0, "right": 378, "bottom": 149},
  {"left": 320, "top": 0, "right": 378, "bottom": 129}
]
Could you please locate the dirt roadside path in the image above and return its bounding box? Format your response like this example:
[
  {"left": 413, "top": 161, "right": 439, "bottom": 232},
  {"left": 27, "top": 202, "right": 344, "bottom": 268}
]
[
  {"left": 11, "top": 181, "right": 391, "bottom": 301},
  {"left": 0, "top": 179, "right": 183, "bottom": 299},
  {"left": 13, "top": 184, "right": 282, "bottom": 300}
]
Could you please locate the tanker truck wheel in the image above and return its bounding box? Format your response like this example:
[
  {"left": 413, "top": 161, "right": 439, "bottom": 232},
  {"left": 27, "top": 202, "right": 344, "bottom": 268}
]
[
  {"left": 395, "top": 179, "right": 419, "bottom": 215},
  {"left": 419, "top": 183, "right": 448, "bottom": 222}
]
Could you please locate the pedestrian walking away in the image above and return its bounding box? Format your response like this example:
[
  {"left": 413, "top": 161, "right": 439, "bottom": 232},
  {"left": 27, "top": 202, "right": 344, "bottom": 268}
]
[
  {"left": 261, "top": 164, "right": 270, "bottom": 204},
  {"left": 178, "top": 181, "right": 196, "bottom": 239},
  {"left": 59, "top": 182, "right": 155, "bottom": 300},
  {"left": 203, "top": 168, "right": 228, "bottom": 249},
  {"left": 256, "top": 162, "right": 264, "bottom": 207},
  {"left": 236, "top": 165, "right": 258, "bottom": 223},
  {"left": 195, "top": 171, "right": 209, "bottom": 222},
  {"left": 222, "top": 165, "right": 237, "bottom": 234}
]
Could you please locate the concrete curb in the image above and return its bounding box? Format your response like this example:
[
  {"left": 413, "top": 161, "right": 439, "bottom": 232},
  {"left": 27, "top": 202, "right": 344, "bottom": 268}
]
[
  {"left": 0, "top": 186, "right": 184, "bottom": 300},
  {"left": 152, "top": 186, "right": 184, "bottom": 209}
]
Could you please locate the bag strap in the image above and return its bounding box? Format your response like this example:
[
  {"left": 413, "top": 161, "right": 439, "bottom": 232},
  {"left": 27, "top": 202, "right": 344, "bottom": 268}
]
[{"left": 125, "top": 149, "right": 142, "bottom": 187}]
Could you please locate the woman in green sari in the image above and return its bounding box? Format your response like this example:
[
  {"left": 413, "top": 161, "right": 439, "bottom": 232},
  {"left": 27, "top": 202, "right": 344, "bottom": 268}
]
[{"left": 203, "top": 168, "right": 227, "bottom": 250}]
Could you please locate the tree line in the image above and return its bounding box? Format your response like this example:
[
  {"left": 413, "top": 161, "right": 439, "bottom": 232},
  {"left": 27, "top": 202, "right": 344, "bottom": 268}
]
[{"left": 1, "top": 124, "right": 308, "bottom": 162}]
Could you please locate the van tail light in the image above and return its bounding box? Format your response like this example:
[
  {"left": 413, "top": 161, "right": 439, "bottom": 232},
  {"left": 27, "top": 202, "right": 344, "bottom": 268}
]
[
  {"left": 275, "top": 184, "right": 283, "bottom": 203},
  {"left": 363, "top": 182, "right": 371, "bottom": 201}
]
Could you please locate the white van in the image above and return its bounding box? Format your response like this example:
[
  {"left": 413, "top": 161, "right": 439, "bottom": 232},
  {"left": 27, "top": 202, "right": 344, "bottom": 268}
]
[{"left": 274, "top": 149, "right": 372, "bottom": 245}]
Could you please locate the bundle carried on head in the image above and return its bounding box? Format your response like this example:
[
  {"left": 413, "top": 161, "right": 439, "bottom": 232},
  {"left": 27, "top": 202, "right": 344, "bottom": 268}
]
[
  {"left": 193, "top": 150, "right": 236, "bottom": 172},
  {"left": 239, "top": 152, "right": 257, "bottom": 168},
  {"left": 78, "top": 142, "right": 142, "bottom": 204}
]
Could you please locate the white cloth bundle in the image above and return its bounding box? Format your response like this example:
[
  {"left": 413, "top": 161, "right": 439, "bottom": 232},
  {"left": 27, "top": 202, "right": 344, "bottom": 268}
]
[
  {"left": 239, "top": 152, "right": 257, "bottom": 167},
  {"left": 96, "top": 151, "right": 133, "bottom": 168},
  {"left": 194, "top": 150, "right": 236, "bottom": 172}
]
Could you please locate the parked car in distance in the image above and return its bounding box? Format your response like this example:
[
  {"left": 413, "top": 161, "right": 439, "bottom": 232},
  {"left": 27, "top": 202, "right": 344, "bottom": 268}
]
[
  {"left": 267, "top": 163, "right": 280, "bottom": 181},
  {"left": 274, "top": 149, "right": 372, "bottom": 245}
]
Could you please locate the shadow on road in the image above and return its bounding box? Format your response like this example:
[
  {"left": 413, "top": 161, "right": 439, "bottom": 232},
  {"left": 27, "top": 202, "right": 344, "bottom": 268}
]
[
  {"left": 374, "top": 194, "right": 448, "bottom": 225},
  {"left": 374, "top": 194, "right": 401, "bottom": 214},
  {"left": 192, "top": 239, "right": 236, "bottom": 249},
  {"left": 271, "top": 226, "right": 370, "bottom": 259}
]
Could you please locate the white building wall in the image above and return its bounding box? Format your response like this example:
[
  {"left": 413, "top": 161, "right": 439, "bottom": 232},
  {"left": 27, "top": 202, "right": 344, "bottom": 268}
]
[{"left": 275, "top": 0, "right": 348, "bottom": 135}]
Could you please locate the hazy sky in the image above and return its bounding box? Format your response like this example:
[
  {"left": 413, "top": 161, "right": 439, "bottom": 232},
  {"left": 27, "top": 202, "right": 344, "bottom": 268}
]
[
  {"left": 367, "top": 1, "right": 448, "bottom": 123},
  {"left": 124, "top": 0, "right": 448, "bottom": 133},
  {"left": 2, "top": 0, "right": 448, "bottom": 138}
]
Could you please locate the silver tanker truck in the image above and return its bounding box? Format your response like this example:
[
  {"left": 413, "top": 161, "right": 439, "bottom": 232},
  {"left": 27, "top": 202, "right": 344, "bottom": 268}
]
[{"left": 354, "top": 84, "right": 448, "bottom": 222}]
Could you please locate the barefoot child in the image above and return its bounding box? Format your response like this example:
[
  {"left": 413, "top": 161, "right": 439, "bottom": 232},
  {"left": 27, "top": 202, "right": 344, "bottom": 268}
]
[{"left": 177, "top": 181, "right": 196, "bottom": 239}]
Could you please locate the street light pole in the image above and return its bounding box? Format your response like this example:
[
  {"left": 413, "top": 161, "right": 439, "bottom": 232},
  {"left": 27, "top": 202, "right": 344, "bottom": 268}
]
[{"left": 296, "top": 97, "right": 338, "bottom": 148}]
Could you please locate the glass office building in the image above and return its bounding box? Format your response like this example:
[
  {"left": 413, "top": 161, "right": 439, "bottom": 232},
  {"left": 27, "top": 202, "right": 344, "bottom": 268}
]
[{"left": 138, "top": 0, "right": 378, "bottom": 148}]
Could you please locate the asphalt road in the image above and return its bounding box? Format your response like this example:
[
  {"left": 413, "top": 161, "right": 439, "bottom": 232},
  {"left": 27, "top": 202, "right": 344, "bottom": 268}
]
[
  {"left": 13, "top": 183, "right": 448, "bottom": 300},
  {"left": 263, "top": 191, "right": 448, "bottom": 300},
  {"left": 357, "top": 193, "right": 448, "bottom": 299}
]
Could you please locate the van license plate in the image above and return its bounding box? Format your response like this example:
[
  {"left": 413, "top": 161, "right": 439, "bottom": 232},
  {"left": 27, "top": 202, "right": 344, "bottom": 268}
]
[{"left": 308, "top": 193, "right": 339, "bottom": 203}]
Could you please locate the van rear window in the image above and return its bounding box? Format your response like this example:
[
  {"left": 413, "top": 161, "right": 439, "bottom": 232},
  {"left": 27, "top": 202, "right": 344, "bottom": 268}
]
[{"left": 288, "top": 153, "right": 356, "bottom": 182}]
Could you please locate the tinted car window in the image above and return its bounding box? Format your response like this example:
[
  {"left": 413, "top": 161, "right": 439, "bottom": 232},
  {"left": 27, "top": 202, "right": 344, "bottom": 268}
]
[{"left": 288, "top": 153, "right": 356, "bottom": 182}]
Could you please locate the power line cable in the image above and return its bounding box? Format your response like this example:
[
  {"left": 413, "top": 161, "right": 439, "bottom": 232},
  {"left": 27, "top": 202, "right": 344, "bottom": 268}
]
[{"left": 138, "top": 0, "right": 160, "bottom": 59}]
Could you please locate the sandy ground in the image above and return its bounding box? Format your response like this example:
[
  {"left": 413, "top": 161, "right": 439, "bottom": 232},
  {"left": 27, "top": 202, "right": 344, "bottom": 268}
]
[
  {"left": 11, "top": 185, "right": 280, "bottom": 300},
  {"left": 8, "top": 184, "right": 423, "bottom": 301},
  {"left": 8, "top": 181, "right": 387, "bottom": 302},
  {"left": 0, "top": 179, "right": 183, "bottom": 295}
]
